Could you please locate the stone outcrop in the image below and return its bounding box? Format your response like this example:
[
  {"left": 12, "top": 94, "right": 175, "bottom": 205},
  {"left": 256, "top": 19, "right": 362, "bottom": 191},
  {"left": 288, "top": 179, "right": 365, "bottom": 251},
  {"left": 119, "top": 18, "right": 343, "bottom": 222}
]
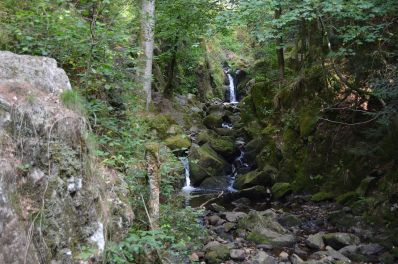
[{"left": 0, "top": 51, "right": 133, "bottom": 263}]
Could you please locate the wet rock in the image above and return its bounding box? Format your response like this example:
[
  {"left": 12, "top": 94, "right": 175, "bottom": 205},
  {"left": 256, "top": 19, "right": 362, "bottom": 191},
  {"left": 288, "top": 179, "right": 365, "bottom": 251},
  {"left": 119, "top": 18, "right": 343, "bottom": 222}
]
[
  {"left": 225, "top": 212, "right": 247, "bottom": 222},
  {"left": 234, "top": 166, "right": 277, "bottom": 190},
  {"left": 323, "top": 232, "right": 360, "bottom": 250},
  {"left": 230, "top": 249, "right": 246, "bottom": 261},
  {"left": 271, "top": 182, "right": 292, "bottom": 199},
  {"left": 189, "top": 143, "right": 230, "bottom": 186},
  {"left": 306, "top": 232, "right": 325, "bottom": 250},
  {"left": 250, "top": 251, "right": 277, "bottom": 264},
  {"left": 257, "top": 244, "right": 273, "bottom": 250}
]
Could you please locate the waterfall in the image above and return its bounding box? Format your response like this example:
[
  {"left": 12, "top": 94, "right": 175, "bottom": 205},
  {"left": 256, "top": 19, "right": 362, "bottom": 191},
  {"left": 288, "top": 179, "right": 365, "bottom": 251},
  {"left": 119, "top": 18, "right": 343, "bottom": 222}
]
[
  {"left": 227, "top": 73, "right": 238, "bottom": 103},
  {"left": 180, "top": 157, "right": 195, "bottom": 193}
]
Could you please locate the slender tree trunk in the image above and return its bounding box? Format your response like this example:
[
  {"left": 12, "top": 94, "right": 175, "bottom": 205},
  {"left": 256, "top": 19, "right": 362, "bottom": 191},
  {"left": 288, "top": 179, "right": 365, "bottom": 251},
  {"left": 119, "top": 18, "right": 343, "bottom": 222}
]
[
  {"left": 275, "top": 7, "right": 285, "bottom": 80},
  {"left": 163, "top": 45, "right": 178, "bottom": 98},
  {"left": 140, "top": 0, "right": 155, "bottom": 111},
  {"left": 145, "top": 143, "right": 161, "bottom": 229}
]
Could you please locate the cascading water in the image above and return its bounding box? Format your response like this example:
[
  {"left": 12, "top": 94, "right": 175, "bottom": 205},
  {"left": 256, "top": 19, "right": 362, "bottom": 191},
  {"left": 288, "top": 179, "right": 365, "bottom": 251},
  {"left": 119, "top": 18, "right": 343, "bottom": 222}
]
[
  {"left": 227, "top": 73, "right": 238, "bottom": 104},
  {"left": 180, "top": 157, "right": 196, "bottom": 193}
]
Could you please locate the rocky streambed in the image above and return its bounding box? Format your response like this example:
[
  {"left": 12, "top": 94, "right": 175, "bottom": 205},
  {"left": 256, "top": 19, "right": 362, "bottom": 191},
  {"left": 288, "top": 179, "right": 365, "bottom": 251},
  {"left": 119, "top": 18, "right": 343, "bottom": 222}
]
[
  {"left": 180, "top": 72, "right": 395, "bottom": 264},
  {"left": 191, "top": 194, "right": 391, "bottom": 264}
]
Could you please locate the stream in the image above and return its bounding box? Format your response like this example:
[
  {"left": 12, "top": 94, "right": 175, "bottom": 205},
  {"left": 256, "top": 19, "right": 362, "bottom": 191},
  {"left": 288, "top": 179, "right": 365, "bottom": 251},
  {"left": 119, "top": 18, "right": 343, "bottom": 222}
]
[{"left": 180, "top": 68, "right": 388, "bottom": 264}]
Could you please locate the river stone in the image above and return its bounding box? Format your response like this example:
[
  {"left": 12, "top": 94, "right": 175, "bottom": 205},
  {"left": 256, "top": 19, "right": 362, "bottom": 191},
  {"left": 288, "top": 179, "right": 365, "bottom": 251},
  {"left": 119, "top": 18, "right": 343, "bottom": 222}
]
[
  {"left": 279, "top": 251, "right": 289, "bottom": 261},
  {"left": 278, "top": 213, "right": 302, "bottom": 227},
  {"left": 306, "top": 232, "right": 325, "bottom": 250},
  {"left": 208, "top": 215, "right": 221, "bottom": 226},
  {"left": 224, "top": 222, "right": 236, "bottom": 232},
  {"left": 209, "top": 203, "right": 226, "bottom": 212},
  {"left": 230, "top": 249, "right": 246, "bottom": 261},
  {"left": 323, "top": 232, "right": 360, "bottom": 250},
  {"left": 224, "top": 212, "right": 247, "bottom": 222},
  {"left": 250, "top": 251, "right": 277, "bottom": 264},
  {"left": 164, "top": 134, "right": 191, "bottom": 151},
  {"left": 203, "top": 241, "right": 221, "bottom": 252},
  {"left": 358, "top": 243, "right": 383, "bottom": 255},
  {"left": 205, "top": 244, "right": 230, "bottom": 264},
  {"left": 310, "top": 246, "right": 351, "bottom": 263},
  {"left": 189, "top": 143, "right": 230, "bottom": 186}
]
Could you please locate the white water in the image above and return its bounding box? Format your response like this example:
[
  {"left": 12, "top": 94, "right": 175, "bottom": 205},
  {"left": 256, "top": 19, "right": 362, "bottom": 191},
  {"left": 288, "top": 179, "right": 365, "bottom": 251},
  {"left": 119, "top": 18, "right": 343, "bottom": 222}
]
[
  {"left": 228, "top": 73, "right": 238, "bottom": 103},
  {"left": 180, "top": 157, "right": 196, "bottom": 193}
]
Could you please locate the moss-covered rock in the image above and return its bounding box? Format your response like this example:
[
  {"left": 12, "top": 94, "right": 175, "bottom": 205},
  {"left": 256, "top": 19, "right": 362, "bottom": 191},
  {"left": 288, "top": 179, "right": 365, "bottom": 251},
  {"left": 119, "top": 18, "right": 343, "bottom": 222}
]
[
  {"left": 203, "top": 112, "right": 223, "bottom": 129},
  {"left": 336, "top": 191, "right": 360, "bottom": 205},
  {"left": 197, "top": 130, "right": 237, "bottom": 159},
  {"left": 356, "top": 176, "right": 377, "bottom": 196},
  {"left": 165, "top": 134, "right": 191, "bottom": 151},
  {"left": 234, "top": 166, "right": 277, "bottom": 190},
  {"left": 311, "top": 192, "right": 335, "bottom": 202},
  {"left": 299, "top": 104, "right": 319, "bottom": 137},
  {"left": 272, "top": 182, "right": 292, "bottom": 199},
  {"left": 189, "top": 143, "right": 230, "bottom": 186},
  {"left": 205, "top": 244, "right": 230, "bottom": 264},
  {"left": 146, "top": 114, "right": 175, "bottom": 139}
]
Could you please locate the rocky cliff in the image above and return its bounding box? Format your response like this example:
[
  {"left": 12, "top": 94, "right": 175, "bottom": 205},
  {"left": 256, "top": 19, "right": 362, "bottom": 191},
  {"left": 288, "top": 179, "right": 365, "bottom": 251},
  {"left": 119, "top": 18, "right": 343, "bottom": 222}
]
[{"left": 0, "top": 51, "right": 133, "bottom": 263}]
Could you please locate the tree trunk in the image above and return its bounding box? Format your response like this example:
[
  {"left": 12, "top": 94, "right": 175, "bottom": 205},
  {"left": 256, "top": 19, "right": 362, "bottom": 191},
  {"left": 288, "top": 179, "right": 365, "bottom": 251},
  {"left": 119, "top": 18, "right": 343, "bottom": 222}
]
[
  {"left": 275, "top": 7, "right": 285, "bottom": 80},
  {"left": 163, "top": 42, "right": 178, "bottom": 98},
  {"left": 140, "top": 0, "right": 155, "bottom": 111},
  {"left": 145, "top": 143, "right": 161, "bottom": 229}
]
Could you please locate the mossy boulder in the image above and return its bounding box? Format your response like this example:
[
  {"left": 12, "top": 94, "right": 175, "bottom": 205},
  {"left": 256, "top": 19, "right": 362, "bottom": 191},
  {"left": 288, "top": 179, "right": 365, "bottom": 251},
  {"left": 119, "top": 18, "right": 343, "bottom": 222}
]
[
  {"left": 356, "top": 176, "right": 377, "bottom": 196},
  {"left": 197, "top": 130, "right": 237, "bottom": 159},
  {"left": 146, "top": 114, "right": 175, "bottom": 139},
  {"left": 272, "top": 182, "right": 292, "bottom": 199},
  {"left": 311, "top": 192, "right": 335, "bottom": 202},
  {"left": 165, "top": 134, "right": 191, "bottom": 151},
  {"left": 234, "top": 166, "right": 277, "bottom": 190},
  {"left": 205, "top": 244, "right": 230, "bottom": 264},
  {"left": 336, "top": 191, "right": 360, "bottom": 205},
  {"left": 203, "top": 112, "right": 223, "bottom": 129},
  {"left": 189, "top": 143, "right": 230, "bottom": 186}
]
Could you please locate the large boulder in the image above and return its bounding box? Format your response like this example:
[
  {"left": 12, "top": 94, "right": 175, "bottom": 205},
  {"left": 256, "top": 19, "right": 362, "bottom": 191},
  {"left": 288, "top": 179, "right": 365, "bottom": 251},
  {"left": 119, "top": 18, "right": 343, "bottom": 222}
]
[
  {"left": 323, "top": 232, "right": 360, "bottom": 250},
  {"left": 234, "top": 166, "right": 277, "bottom": 190},
  {"left": 197, "top": 130, "right": 237, "bottom": 160},
  {"left": 0, "top": 51, "right": 71, "bottom": 93},
  {"left": 189, "top": 143, "right": 231, "bottom": 186},
  {"left": 0, "top": 51, "right": 132, "bottom": 263},
  {"left": 165, "top": 134, "right": 191, "bottom": 151},
  {"left": 203, "top": 112, "right": 224, "bottom": 129},
  {"left": 238, "top": 210, "right": 296, "bottom": 248}
]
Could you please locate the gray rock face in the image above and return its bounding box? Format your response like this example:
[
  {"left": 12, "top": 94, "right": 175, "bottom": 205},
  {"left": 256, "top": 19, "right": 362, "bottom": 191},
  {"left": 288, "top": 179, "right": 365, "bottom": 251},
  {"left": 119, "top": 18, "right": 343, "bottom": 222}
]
[
  {"left": 323, "top": 232, "right": 360, "bottom": 250},
  {"left": 251, "top": 251, "right": 277, "bottom": 264},
  {"left": 230, "top": 249, "right": 246, "bottom": 260},
  {"left": 0, "top": 52, "right": 132, "bottom": 263},
  {"left": 0, "top": 51, "right": 71, "bottom": 93},
  {"left": 306, "top": 232, "right": 325, "bottom": 250}
]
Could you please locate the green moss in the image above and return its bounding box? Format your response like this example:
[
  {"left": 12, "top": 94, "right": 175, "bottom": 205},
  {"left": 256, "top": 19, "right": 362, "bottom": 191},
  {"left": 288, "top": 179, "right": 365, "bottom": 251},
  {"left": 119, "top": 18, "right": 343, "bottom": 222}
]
[
  {"left": 203, "top": 112, "right": 223, "bottom": 129},
  {"left": 247, "top": 231, "right": 270, "bottom": 244},
  {"left": 356, "top": 176, "right": 377, "bottom": 196},
  {"left": 299, "top": 105, "right": 319, "bottom": 137},
  {"left": 271, "top": 182, "right": 292, "bottom": 199},
  {"left": 234, "top": 166, "right": 277, "bottom": 190},
  {"left": 165, "top": 135, "right": 191, "bottom": 151},
  {"left": 311, "top": 192, "right": 335, "bottom": 202},
  {"left": 146, "top": 114, "right": 175, "bottom": 139},
  {"left": 336, "top": 191, "right": 360, "bottom": 205}
]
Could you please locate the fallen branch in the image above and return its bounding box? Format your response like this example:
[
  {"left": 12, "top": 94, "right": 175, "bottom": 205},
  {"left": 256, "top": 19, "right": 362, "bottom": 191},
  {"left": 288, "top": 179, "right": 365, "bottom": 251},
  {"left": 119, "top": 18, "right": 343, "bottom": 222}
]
[
  {"left": 318, "top": 114, "right": 380, "bottom": 126},
  {"left": 199, "top": 191, "right": 224, "bottom": 208}
]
